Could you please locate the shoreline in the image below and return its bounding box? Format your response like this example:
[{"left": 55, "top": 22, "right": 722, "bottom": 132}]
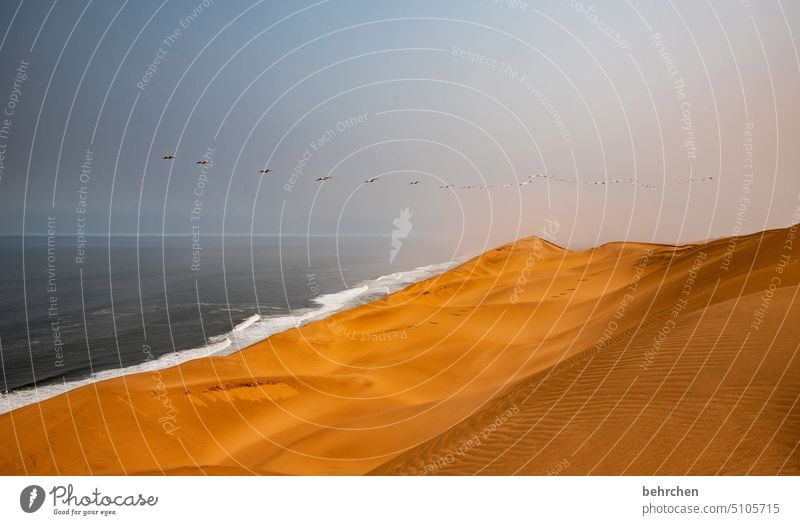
[{"left": 1, "top": 226, "right": 798, "bottom": 475}]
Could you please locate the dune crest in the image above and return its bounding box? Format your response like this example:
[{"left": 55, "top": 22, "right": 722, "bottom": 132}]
[{"left": 1, "top": 226, "right": 798, "bottom": 475}]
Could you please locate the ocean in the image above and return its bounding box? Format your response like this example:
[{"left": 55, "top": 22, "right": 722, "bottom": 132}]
[{"left": 0, "top": 234, "right": 461, "bottom": 413}]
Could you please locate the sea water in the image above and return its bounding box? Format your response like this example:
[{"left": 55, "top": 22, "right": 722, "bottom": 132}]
[{"left": 0, "top": 234, "right": 463, "bottom": 413}]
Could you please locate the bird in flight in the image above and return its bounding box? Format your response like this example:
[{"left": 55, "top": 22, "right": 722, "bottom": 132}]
[
  {"left": 258, "top": 169, "right": 272, "bottom": 174},
  {"left": 409, "top": 180, "right": 420, "bottom": 185},
  {"left": 439, "top": 184, "right": 452, "bottom": 189},
  {"left": 316, "top": 176, "right": 332, "bottom": 181},
  {"left": 523, "top": 171, "right": 712, "bottom": 190},
  {"left": 363, "top": 177, "right": 379, "bottom": 183},
  {"left": 196, "top": 160, "right": 210, "bottom": 165},
  {"left": 162, "top": 154, "right": 175, "bottom": 160}
]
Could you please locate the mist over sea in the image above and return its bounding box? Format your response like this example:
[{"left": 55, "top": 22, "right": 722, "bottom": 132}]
[{"left": 0, "top": 234, "right": 461, "bottom": 413}]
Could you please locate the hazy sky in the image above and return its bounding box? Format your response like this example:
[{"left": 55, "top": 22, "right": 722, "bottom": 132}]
[{"left": 0, "top": 0, "right": 798, "bottom": 253}]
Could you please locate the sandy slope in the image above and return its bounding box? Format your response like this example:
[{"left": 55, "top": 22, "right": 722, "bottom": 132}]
[{"left": 1, "top": 227, "right": 798, "bottom": 475}]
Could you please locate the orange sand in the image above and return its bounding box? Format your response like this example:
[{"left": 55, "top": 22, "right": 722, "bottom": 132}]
[{"left": 1, "top": 227, "right": 798, "bottom": 475}]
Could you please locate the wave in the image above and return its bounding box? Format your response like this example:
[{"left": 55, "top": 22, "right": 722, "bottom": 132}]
[
  {"left": 232, "top": 313, "right": 261, "bottom": 333},
  {"left": 0, "top": 335, "right": 235, "bottom": 415},
  {"left": 0, "top": 259, "right": 458, "bottom": 414}
]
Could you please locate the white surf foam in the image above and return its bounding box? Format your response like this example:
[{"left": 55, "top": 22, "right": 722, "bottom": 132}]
[
  {"left": 0, "top": 259, "right": 459, "bottom": 414},
  {"left": 231, "top": 313, "right": 261, "bottom": 333},
  {"left": 0, "top": 335, "right": 235, "bottom": 415}
]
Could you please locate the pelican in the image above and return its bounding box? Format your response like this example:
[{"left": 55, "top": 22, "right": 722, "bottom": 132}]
[
  {"left": 258, "top": 169, "right": 272, "bottom": 174},
  {"left": 363, "top": 177, "right": 379, "bottom": 183},
  {"left": 196, "top": 160, "right": 210, "bottom": 165},
  {"left": 316, "top": 176, "right": 332, "bottom": 181},
  {"left": 162, "top": 154, "right": 175, "bottom": 160}
]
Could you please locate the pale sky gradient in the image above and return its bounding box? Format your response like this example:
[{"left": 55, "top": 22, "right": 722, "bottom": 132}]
[{"left": 0, "top": 0, "right": 798, "bottom": 255}]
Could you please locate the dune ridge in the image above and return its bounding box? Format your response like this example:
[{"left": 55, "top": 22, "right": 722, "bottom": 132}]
[{"left": 1, "top": 226, "right": 798, "bottom": 475}]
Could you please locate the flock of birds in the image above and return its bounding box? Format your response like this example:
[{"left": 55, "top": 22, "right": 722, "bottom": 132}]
[{"left": 161, "top": 154, "right": 713, "bottom": 190}]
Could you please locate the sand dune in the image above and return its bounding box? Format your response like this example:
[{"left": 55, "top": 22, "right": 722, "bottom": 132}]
[{"left": 1, "top": 226, "right": 798, "bottom": 475}]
